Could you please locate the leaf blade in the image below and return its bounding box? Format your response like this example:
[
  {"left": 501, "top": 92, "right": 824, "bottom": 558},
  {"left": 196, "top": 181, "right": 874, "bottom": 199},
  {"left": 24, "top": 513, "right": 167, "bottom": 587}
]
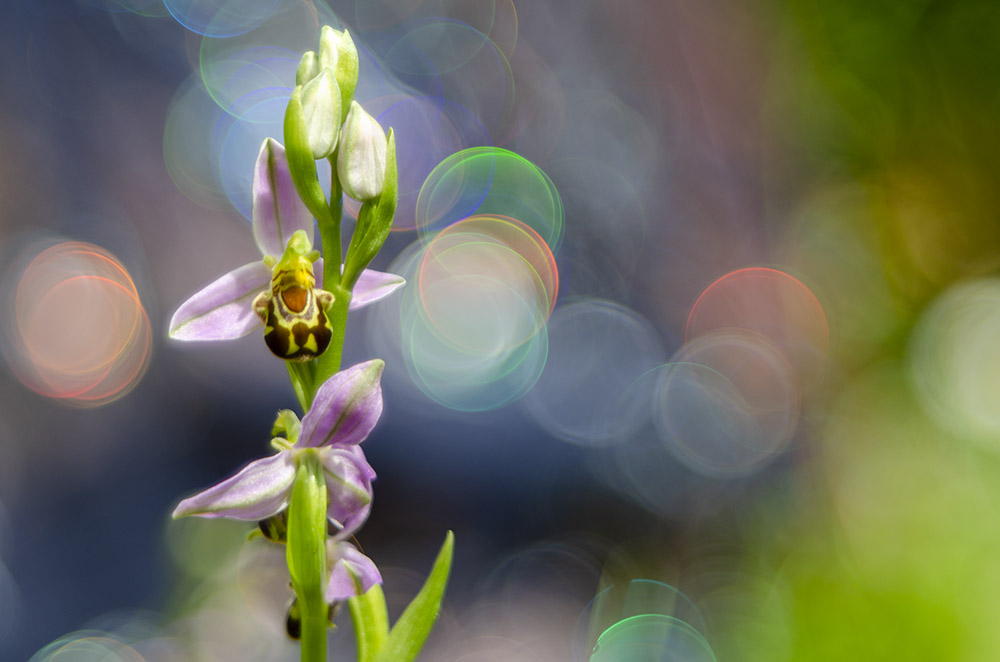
[
  {"left": 348, "top": 583, "right": 390, "bottom": 662},
  {"left": 375, "top": 530, "right": 454, "bottom": 662}
]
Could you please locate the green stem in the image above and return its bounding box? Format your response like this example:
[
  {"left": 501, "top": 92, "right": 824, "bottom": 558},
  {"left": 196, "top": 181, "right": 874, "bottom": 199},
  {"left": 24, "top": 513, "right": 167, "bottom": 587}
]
[
  {"left": 325, "top": 151, "right": 343, "bottom": 274},
  {"left": 309, "top": 155, "right": 348, "bottom": 404},
  {"left": 313, "top": 283, "right": 351, "bottom": 399},
  {"left": 283, "top": 145, "right": 364, "bottom": 662},
  {"left": 319, "top": 213, "right": 341, "bottom": 294},
  {"left": 287, "top": 451, "right": 328, "bottom": 662},
  {"left": 300, "top": 601, "right": 327, "bottom": 662},
  {"left": 286, "top": 361, "right": 314, "bottom": 411}
]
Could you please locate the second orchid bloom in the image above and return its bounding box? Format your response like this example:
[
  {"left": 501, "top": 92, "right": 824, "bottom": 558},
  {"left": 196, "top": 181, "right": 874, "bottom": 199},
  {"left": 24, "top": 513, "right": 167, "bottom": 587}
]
[{"left": 173, "top": 359, "right": 386, "bottom": 597}]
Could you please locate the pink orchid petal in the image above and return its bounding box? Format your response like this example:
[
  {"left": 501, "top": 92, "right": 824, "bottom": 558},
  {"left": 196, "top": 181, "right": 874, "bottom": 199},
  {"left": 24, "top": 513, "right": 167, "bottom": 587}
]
[
  {"left": 326, "top": 541, "right": 382, "bottom": 602},
  {"left": 318, "top": 445, "right": 375, "bottom": 535},
  {"left": 312, "top": 260, "right": 404, "bottom": 310},
  {"left": 297, "top": 360, "right": 384, "bottom": 448},
  {"left": 252, "top": 138, "right": 314, "bottom": 258},
  {"left": 172, "top": 452, "right": 296, "bottom": 521},
  {"left": 350, "top": 268, "right": 405, "bottom": 310},
  {"left": 168, "top": 261, "right": 270, "bottom": 341}
]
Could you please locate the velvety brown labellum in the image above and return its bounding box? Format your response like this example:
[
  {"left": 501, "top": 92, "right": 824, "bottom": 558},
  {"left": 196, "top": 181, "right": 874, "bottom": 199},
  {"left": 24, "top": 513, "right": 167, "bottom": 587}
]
[
  {"left": 255, "top": 283, "right": 334, "bottom": 361},
  {"left": 281, "top": 285, "right": 308, "bottom": 313}
]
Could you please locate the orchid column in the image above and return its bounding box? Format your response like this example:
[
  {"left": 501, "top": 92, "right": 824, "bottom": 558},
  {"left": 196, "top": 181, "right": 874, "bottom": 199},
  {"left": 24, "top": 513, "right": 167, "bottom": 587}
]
[{"left": 168, "top": 25, "right": 453, "bottom": 662}]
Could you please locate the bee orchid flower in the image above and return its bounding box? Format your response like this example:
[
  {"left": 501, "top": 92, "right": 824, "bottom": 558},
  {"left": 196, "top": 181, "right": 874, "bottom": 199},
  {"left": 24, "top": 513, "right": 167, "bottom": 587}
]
[
  {"left": 167, "top": 138, "right": 404, "bottom": 356},
  {"left": 172, "top": 359, "right": 384, "bottom": 538}
]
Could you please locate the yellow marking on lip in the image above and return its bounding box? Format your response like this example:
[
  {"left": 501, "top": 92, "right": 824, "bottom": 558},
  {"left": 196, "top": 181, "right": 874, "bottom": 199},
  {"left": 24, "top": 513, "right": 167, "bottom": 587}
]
[
  {"left": 294, "top": 266, "right": 314, "bottom": 289},
  {"left": 304, "top": 335, "right": 318, "bottom": 353}
]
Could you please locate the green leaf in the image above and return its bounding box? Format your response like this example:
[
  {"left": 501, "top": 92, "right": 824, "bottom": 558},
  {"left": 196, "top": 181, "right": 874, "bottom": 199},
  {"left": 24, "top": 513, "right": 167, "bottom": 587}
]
[
  {"left": 283, "top": 87, "right": 333, "bottom": 225},
  {"left": 375, "top": 530, "right": 454, "bottom": 662},
  {"left": 348, "top": 583, "right": 390, "bottom": 662},
  {"left": 343, "top": 129, "right": 397, "bottom": 289}
]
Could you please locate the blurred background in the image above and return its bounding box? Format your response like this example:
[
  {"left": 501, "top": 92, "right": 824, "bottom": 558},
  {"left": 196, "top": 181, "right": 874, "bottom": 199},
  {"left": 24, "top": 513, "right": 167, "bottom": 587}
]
[{"left": 2, "top": 0, "right": 1000, "bottom": 660}]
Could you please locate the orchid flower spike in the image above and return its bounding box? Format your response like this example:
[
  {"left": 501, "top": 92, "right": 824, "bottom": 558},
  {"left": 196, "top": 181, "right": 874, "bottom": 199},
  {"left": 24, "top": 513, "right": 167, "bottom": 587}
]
[
  {"left": 172, "top": 360, "right": 384, "bottom": 537},
  {"left": 167, "top": 139, "right": 405, "bottom": 357}
]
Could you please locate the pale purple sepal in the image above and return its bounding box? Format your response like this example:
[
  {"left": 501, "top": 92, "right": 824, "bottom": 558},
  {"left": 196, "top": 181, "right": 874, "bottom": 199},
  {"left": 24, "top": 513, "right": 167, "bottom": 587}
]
[
  {"left": 313, "top": 259, "right": 405, "bottom": 311},
  {"left": 319, "top": 445, "right": 375, "bottom": 534},
  {"left": 326, "top": 541, "right": 382, "bottom": 602},
  {"left": 171, "top": 452, "right": 296, "bottom": 521},
  {"left": 168, "top": 261, "right": 271, "bottom": 341},
  {"left": 351, "top": 268, "right": 406, "bottom": 310},
  {"left": 252, "top": 138, "right": 314, "bottom": 258},
  {"left": 297, "top": 359, "right": 384, "bottom": 448}
]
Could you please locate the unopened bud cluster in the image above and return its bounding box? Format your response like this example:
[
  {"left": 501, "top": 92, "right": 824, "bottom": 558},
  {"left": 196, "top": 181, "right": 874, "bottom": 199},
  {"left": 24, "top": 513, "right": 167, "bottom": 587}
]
[{"left": 293, "top": 26, "right": 387, "bottom": 201}]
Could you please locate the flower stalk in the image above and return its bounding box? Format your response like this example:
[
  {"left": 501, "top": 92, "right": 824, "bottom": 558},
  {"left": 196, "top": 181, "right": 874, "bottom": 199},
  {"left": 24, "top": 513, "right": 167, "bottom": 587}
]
[
  {"left": 286, "top": 361, "right": 314, "bottom": 411},
  {"left": 315, "top": 282, "right": 351, "bottom": 394},
  {"left": 287, "top": 451, "right": 328, "bottom": 662},
  {"left": 324, "top": 148, "right": 344, "bottom": 277},
  {"left": 315, "top": 152, "right": 348, "bottom": 392},
  {"left": 169, "top": 22, "right": 451, "bottom": 662}
]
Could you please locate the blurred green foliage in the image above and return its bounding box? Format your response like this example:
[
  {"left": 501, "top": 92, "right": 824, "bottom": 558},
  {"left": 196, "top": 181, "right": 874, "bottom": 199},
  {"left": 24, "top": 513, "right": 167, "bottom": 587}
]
[
  {"left": 725, "top": 3, "right": 1000, "bottom": 659},
  {"left": 769, "top": 0, "right": 1000, "bottom": 308}
]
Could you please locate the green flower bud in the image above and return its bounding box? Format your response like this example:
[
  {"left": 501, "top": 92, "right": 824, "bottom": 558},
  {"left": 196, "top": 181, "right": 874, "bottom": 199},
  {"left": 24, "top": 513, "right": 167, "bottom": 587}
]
[
  {"left": 300, "top": 71, "right": 341, "bottom": 159},
  {"left": 271, "top": 409, "right": 302, "bottom": 441},
  {"left": 318, "top": 25, "right": 341, "bottom": 73},
  {"left": 318, "top": 26, "right": 359, "bottom": 119},
  {"left": 342, "top": 129, "right": 397, "bottom": 289},
  {"left": 296, "top": 50, "right": 319, "bottom": 86},
  {"left": 333, "top": 29, "right": 358, "bottom": 118},
  {"left": 337, "top": 101, "right": 387, "bottom": 201},
  {"left": 283, "top": 88, "right": 331, "bottom": 223}
]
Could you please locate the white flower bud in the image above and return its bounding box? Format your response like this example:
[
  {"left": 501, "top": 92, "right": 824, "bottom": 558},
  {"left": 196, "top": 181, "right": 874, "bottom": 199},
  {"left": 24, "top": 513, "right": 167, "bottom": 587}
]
[
  {"left": 318, "top": 27, "right": 359, "bottom": 117},
  {"left": 296, "top": 51, "right": 319, "bottom": 86},
  {"left": 300, "top": 71, "right": 341, "bottom": 159},
  {"left": 332, "top": 29, "right": 358, "bottom": 115},
  {"left": 318, "top": 25, "right": 341, "bottom": 73},
  {"left": 337, "top": 101, "right": 387, "bottom": 201}
]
